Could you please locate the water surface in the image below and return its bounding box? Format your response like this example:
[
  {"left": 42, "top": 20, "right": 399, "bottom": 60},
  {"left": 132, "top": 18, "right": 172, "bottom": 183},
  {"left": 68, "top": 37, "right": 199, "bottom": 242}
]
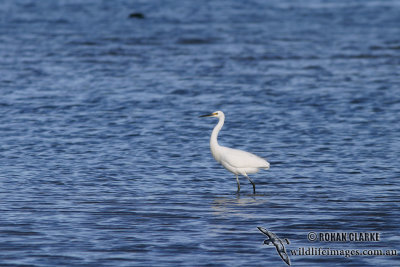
[{"left": 0, "top": 0, "right": 399, "bottom": 266}]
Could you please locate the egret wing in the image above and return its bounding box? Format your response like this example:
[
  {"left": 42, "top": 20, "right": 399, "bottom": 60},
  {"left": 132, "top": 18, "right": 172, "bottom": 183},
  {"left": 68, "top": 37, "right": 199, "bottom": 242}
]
[{"left": 220, "top": 146, "right": 269, "bottom": 169}]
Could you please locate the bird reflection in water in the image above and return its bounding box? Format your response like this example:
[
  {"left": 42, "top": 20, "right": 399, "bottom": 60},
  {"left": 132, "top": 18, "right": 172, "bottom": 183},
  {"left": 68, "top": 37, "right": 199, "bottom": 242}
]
[{"left": 211, "top": 194, "right": 268, "bottom": 218}]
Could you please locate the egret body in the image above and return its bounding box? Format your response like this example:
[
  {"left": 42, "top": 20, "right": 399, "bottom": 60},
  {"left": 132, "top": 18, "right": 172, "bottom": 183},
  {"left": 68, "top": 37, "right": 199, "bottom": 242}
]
[{"left": 200, "top": 111, "right": 270, "bottom": 193}]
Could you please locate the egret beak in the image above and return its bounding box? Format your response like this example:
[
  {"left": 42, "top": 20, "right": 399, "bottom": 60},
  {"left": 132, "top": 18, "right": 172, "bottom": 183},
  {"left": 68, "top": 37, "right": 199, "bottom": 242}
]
[{"left": 199, "top": 113, "right": 216, "bottom": 118}]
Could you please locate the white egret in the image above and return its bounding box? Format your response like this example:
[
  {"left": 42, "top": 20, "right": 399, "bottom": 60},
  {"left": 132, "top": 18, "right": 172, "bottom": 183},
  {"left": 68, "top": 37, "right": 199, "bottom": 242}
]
[{"left": 200, "top": 111, "right": 270, "bottom": 193}]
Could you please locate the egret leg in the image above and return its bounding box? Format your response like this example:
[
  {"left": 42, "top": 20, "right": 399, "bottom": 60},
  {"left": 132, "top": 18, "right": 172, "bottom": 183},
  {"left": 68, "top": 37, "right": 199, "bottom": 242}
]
[
  {"left": 244, "top": 174, "right": 256, "bottom": 194},
  {"left": 235, "top": 174, "right": 240, "bottom": 193}
]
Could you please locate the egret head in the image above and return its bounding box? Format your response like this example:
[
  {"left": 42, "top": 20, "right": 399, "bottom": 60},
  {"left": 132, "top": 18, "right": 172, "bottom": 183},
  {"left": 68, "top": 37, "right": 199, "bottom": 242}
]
[{"left": 199, "top": 110, "right": 224, "bottom": 118}]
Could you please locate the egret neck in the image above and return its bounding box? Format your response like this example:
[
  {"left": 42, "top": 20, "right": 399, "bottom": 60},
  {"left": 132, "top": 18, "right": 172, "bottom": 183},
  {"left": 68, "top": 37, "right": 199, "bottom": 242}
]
[{"left": 210, "top": 112, "right": 224, "bottom": 162}]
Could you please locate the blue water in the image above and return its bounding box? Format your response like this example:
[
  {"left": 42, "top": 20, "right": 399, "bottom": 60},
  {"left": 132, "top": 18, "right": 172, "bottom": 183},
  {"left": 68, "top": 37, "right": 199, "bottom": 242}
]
[{"left": 1, "top": 0, "right": 399, "bottom": 266}]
